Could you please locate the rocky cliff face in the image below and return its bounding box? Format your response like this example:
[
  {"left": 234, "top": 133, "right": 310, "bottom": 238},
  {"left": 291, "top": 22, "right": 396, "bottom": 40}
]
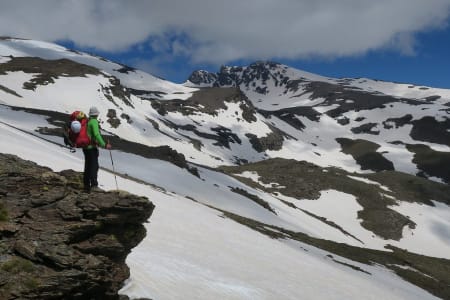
[{"left": 0, "top": 154, "right": 154, "bottom": 299}]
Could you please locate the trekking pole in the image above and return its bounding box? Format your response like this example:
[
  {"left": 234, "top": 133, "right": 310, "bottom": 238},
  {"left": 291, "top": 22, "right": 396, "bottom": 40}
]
[
  {"left": 108, "top": 141, "right": 119, "bottom": 190},
  {"left": 0, "top": 120, "right": 76, "bottom": 152}
]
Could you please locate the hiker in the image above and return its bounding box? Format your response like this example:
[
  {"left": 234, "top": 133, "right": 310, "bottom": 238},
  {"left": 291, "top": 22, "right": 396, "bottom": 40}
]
[{"left": 83, "top": 106, "right": 111, "bottom": 193}]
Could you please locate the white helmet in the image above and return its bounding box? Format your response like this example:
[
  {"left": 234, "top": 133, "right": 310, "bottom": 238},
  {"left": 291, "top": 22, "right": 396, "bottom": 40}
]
[
  {"left": 89, "top": 106, "right": 100, "bottom": 116},
  {"left": 70, "top": 120, "right": 81, "bottom": 133}
]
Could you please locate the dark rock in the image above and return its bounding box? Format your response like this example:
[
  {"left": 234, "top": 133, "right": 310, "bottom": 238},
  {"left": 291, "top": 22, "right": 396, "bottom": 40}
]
[
  {"left": 410, "top": 116, "right": 450, "bottom": 147},
  {"left": 210, "top": 126, "right": 242, "bottom": 148},
  {"left": 351, "top": 123, "right": 380, "bottom": 135},
  {"left": 188, "top": 70, "right": 218, "bottom": 85},
  {"left": 104, "top": 77, "right": 133, "bottom": 108},
  {"left": 382, "top": 114, "right": 413, "bottom": 129},
  {"left": 337, "top": 117, "right": 350, "bottom": 125},
  {"left": 120, "top": 113, "right": 132, "bottom": 124},
  {"left": 0, "top": 153, "right": 154, "bottom": 299},
  {"left": 246, "top": 126, "right": 284, "bottom": 152},
  {"left": 115, "top": 65, "right": 136, "bottom": 74},
  {"left": 424, "top": 95, "right": 441, "bottom": 102},
  {"left": 151, "top": 87, "right": 256, "bottom": 122},
  {"left": 258, "top": 106, "right": 320, "bottom": 132},
  {"left": 160, "top": 119, "right": 242, "bottom": 149},
  {"left": 188, "top": 61, "right": 291, "bottom": 94},
  {"left": 107, "top": 109, "right": 121, "bottom": 128}
]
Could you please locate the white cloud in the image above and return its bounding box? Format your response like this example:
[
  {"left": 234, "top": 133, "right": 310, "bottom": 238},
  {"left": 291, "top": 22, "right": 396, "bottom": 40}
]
[{"left": 1, "top": 0, "right": 449, "bottom": 64}]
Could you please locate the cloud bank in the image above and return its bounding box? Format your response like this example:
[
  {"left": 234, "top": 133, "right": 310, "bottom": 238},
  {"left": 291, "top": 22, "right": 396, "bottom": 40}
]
[{"left": 1, "top": 0, "right": 449, "bottom": 64}]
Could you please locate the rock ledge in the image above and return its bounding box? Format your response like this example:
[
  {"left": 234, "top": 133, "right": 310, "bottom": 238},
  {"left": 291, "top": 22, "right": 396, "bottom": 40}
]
[{"left": 0, "top": 154, "right": 154, "bottom": 299}]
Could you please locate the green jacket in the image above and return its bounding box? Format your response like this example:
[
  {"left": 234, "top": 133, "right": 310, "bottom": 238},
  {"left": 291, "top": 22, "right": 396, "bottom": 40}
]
[{"left": 86, "top": 117, "right": 106, "bottom": 149}]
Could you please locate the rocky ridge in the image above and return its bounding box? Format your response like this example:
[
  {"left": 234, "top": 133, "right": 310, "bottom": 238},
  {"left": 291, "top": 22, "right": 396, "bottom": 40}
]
[
  {"left": 187, "top": 61, "right": 450, "bottom": 182},
  {"left": 0, "top": 154, "right": 154, "bottom": 299}
]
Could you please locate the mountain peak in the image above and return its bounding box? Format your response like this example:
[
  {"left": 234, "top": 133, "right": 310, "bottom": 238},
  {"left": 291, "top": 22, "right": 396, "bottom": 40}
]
[
  {"left": 218, "top": 60, "right": 282, "bottom": 73},
  {"left": 187, "top": 61, "right": 291, "bottom": 91}
]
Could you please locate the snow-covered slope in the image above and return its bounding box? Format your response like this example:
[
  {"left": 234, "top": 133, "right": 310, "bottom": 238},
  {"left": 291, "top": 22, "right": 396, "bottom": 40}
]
[
  {"left": 186, "top": 61, "right": 450, "bottom": 110},
  {"left": 0, "top": 38, "right": 292, "bottom": 167},
  {"left": 0, "top": 38, "right": 193, "bottom": 96},
  {"left": 1, "top": 107, "right": 448, "bottom": 300},
  {"left": 186, "top": 61, "right": 450, "bottom": 183},
  {"left": 2, "top": 38, "right": 450, "bottom": 183},
  {"left": 1, "top": 37, "right": 450, "bottom": 299}
]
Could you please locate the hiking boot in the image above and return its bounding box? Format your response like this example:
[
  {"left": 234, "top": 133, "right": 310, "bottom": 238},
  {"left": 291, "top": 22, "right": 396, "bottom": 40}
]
[{"left": 90, "top": 186, "right": 103, "bottom": 192}]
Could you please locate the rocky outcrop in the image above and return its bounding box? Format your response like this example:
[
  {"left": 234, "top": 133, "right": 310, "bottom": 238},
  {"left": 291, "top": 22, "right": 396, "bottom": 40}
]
[
  {"left": 150, "top": 87, "right": 256, "bottom": 121},
  {"left": 188, "top": 61, "right": 287, "bottom": 90},
  {"left": 246, "top": 129, "right": 284, "bottom": 152},
  {"left": 0, "top": 154, "right": 154, "bottom": 299}
]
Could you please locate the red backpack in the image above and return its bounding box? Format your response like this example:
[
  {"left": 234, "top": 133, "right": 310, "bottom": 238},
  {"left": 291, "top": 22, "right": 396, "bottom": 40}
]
[{"left": 68, "top": 111, "right": 91, "bottom": 148}]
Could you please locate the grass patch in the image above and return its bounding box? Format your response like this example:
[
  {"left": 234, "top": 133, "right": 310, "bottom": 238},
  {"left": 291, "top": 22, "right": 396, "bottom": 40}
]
[
  {"left": 298, "top": 208, "right": 363, "bottom": 244},
  {"left": 410, "top": 116, "right": 450, "bottom": 147},
  {"left": 0, "top": 257, "right": 40, "bottom": 294},
  {"left": 0, "top": 202, "right": 7, "bottom": 221},
  {"left": 367, "top": 170, "right": 450, "bottom": 205},
  {"left": 23, "top": 277, "right": 39, "bottom": 290},
  {"left": 327, "top": 255, "right": 372, "bottom": 275},
  {"left": 58, "top": 170, "right": 84, "bottom": 189},
  {"left": 406, "top": 144, "right": 450, "bottom": 184},
  {"left": 1, "top": 257, "right": 35, "bottom": 273},
  {"left": 220, "top": 158, "right": 450, "bottom": 240},
  {"left": 0, "top": 57, "right": 101, "bottom": 90},
  {"left": 336, "top": 138, "right": 394, "bottom": 172},
  {"left": 230, "top": 187, "right": 276, "bottom": 214}
]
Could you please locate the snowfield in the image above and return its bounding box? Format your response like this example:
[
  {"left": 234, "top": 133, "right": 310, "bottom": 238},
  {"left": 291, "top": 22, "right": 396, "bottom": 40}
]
[
  {"left": 0, "top": 38, "right": 196, "bottom": 97},
  {"left": 1, "top": 38, "right": 450, "bottom": 180},
  {"left": 0, "top": 115, "right": 442, "bottom": 300}
]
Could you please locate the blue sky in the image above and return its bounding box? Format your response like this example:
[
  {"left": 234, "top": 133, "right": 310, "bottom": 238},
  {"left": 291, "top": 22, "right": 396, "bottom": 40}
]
[
  {"left": 2, "top": 0, "right": 450, "bottom": 88},
  {"left": 59, "top": 26, "right": 450, "bottom": 88},
  {"left": 283, "top": 28, "right": 450, "bottom": 88}
]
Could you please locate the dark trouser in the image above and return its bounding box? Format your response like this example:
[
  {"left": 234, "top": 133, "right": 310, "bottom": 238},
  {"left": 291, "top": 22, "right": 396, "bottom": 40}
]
[{"left": 83, "top": 148, "right": 99, "bottom": 191}]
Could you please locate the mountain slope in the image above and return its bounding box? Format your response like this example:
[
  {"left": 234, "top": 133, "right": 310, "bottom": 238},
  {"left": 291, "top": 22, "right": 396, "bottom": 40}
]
[
  {"left": 186, "top": 61, "right": 450, "bottom": 183},
  {"left": 2, "top": 37, "right": 450, "bottom": 182},
  {"left": 1, "top": 107, "right": 449, "bottom": 300},
  {"left": 1, "top": 38, "right": 450, "bottom": 299}
]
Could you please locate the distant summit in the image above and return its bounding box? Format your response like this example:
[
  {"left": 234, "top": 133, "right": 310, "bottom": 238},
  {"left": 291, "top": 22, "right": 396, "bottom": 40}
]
[{"left": 188, "top": 61, "right": 289, "bottom": 89}]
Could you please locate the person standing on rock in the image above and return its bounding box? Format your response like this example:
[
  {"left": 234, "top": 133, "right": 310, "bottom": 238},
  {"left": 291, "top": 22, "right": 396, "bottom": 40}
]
[{"left": 83, "top": 106, "right": 111, "bottom": 193}]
